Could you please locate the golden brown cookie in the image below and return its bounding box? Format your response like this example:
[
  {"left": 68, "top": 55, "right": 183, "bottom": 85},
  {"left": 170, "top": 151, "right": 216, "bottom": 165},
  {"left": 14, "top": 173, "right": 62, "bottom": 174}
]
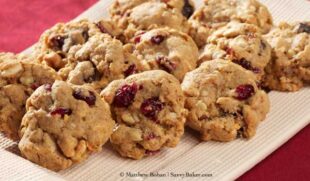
[
  {"left": 0, "top": 53, "right": 60, "bottom": 140},
  {"left": 188, "top": 0, "right": 273, "bottom": 47},
  {"left": 19, "top": 81, "right": 115, "bottom": 171},
  {"left": 263, "top": 22, "right": 310, "bottom": 91},
  {"left": 132, "top": 28, "right": 198, "bottom": 81},
  {"left": 182, "top": 59, "right": 270, "bottom": 141},
  {"left": 101, "top": 70, "right": 187, "bottom": 159}
]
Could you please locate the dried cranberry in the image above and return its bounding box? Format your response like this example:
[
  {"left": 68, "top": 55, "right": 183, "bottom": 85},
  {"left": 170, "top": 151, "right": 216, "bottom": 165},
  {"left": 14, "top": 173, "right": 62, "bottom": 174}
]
[
  {"left": 182, "top": 0, "right": 194, "bottom": 19},
  {"left": 30, "top": 83, "right": 41, "bottom": 90},
  {"left": 198, "top": 115, "right": 210, "bottom": 121},
  {"left": 113, "top": 83, "right": 139, "bottom": 107},
  {"left": 234, "top": 84, "right": 255, "bottom": 100},
  {"left": 297, "top": 23, "right": 310, "bottom": 34},
  {"left": 73, "top": 90, "right": 96, "bottom": 106},
  {"left": 134, "top": 36, "right": 141, "bottom": 44},
  {"left": 232, "top": 58, "right": 260, "bottom": 74},
  {"left": 133, "top": 32, "right": 145, "bottom": 44},
  {"left": 96, "top": 22, "right": 108, "bottom": 34},
  {"left": 49, "top": 35, "right": 65, "bottom": 50},
  {"left": 151, "top": 35, "right": 165, "bottom": 45},
  {"left": 140, "top": 97, "right": 164, "bottom": 119},
  {"left": 50, "top": 108, "right": 72, "bottom": 118},
  {"left": 124, "top": 64, "right": 137, "bottom": 77},
  {"left": 145, "top": 150, "right": 160, "bottom": 156},
  {"left": 44, "top": 83, "right": 53, "bottom": 91},
  {"left": 82, "top": 31, "right": 89, "bottom": 41},
  {"left": 145, "top": 133, "right": 157, "bottom": 140},
  {"left": 156, "top": 56, "right": 177, "bottom": 73},
  {"left": 225, "top": 47, "right": 236, "bottom": 57}
]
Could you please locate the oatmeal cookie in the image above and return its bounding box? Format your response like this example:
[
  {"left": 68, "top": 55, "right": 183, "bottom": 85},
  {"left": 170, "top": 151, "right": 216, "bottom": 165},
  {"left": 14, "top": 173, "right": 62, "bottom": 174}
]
[
  {"left": 18, "top": 81, "right": 115, "bottom": 171},
  {"left": 34, "top": 19, "right": 104, "bottom": 70},
  {"left": 199, "top": 22, "right": 271, "bottom": 81},
  {"left": 111, "top": 1, "right": 189, "bottom": 42},
  {"left": 132, "top": 28, "right": 198, "bottom": 81},
  {"left": 182, "top": 59, "right": 270, "bottom": 141},
  {"left": 59, "top": 34, "right": 144, "bottom": 91},
  {"left": 0, "top": 53, "right": 60, "bottom": 140},
  {"left": 189, "top": 0, "right": 273, "bottom": 47},
  {"left": 101, "top": 70, "right": 187, "bottom": 159},
  {"left": 263, "top": 22, "right": 310, "bottom": 91}
]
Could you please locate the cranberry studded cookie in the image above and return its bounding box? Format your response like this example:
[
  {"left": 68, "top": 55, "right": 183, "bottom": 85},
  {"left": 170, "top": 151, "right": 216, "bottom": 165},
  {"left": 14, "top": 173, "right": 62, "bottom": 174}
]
[
  {"left": 132, "top": 28, "right": 199, "bottom": 81},
  {"left": 18, "top": 81, "right": 115, "bottom": 171},
  {"left": 34, "top": 19, "right": 104, "bottom": 70},
  {"left": 188, "top": 0, "right": 273, "bottom": 47},
  {"left": 101, "top": 70, "right": 187, "bottom": 159},
  {"left": 59, "top": 34, "right": 144, "bottom": 91},
  {"left": 110, "top": 1, "right": 190, "bottom": 42},
  {"left": 0, "top": 53, "right": 60, "bottom": 140},
  {"left": 182, "top": 60, "right": 270, "bottom": 142},
  {"left": 263, "top": 22, "right": 310, "bottom": 91},
  {"left": 109, "top": 0, "right": 195, "bottom": 20},
  {"left": 199, "top": 22, "right": 271, "bottom": 81}
]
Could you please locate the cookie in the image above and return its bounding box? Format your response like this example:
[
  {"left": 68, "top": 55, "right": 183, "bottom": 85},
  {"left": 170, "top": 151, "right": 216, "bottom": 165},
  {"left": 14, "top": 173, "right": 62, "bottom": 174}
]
[
  {"left": 182, "top": 59, "right": 270, "bottom": 141},
  {"left": 109, "top": 0, "right": 195, "bottom": 20},
  {"left": 58, "top": 34, "right": 144, "bottom": 91},
  {"left": 0, "top": 53, "right": 60, "bottom": 140},
  {"left": 18, "top": 81, "right": 115, "bottom": 171},
  {"left": 101, "top": 70, "right": 187, "bottom": 159},
  {"left": 111, "top": 1, "right": 190, "bottom": 42},
  {"left": 188, "top": 0, "right": 273, "bottom": 47},
  {"left": 132, "top": 28, "right": 198, "bottom": 81},
  {"left": 34, "top": 19, "right": 104, "bottom": 70},
  {"left": 199, "top": 22, "right": 271, "bottom": 81},
  {"left": 263, "top": 22, "right": 310, "bottom": 91}
]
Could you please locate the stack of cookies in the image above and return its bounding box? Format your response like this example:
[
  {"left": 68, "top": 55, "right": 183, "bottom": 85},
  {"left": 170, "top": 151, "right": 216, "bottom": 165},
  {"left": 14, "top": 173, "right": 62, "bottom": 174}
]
[{"left": 0, "top": 0, "right": 309, "bottom": 171}]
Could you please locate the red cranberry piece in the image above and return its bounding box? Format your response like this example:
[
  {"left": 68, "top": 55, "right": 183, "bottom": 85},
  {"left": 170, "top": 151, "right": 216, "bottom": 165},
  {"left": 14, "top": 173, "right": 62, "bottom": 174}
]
[
  {"left": 182, "top": 0, "right": 194, "bottom": 19},
  {"left": 151, "top": 35, "right": 165, "bottom": 45},
  {"left": 198, "top": 115, "right": 210, "bottom": 121},
  {"left": 73, "top": 90, "right": 96, "bottom": 106},
  {"left": 134, "top": 36, "right": 141, "bottom": 44},
  {"left": 124, "top": 64, "right": 137, "bottom": 77},
  {"left": 140, "top": 97, "right": 164, "bottom": 119},
  {"left": 156, "top": 56, "right": 177, "bottom": 73},
  {"left": 234, "top": 84, "right": 255, "bottom": 100},
  {"left": 49, "top": 35, "right": 65, "bottom": 50},
  {"left": 30, "top": 83, "right": 41, "bottom": 90},
  {"left": 232, "top": 58, "right": 260, "bottom": 74},
  {"left": 260, "top": 40, "right": 267, "bottom": 50},
  {"left": 44, "top": 83, "right": 53, "bottom": 91},
  {"left": 50, "top": 108, "right": 72, "bottom": 118},
  {"left": 145, "top": 133, "right": 157, "bottom": 140},
  {"left": 113, "top": 83, "right": 139, "bottom": 107},
  {"left": 225, "top": 47, "right": 236, "bottom": 57},
  {"left": 145, "top": 150, "right": 160, "bottom": 156},
  {"left": 297, "top": 23, "right": 310, "bottom": 34},
  {"left": 96, "top": 22, "right": 110, "bottom": 36},
  {"left": 133, "top": 32, "right": 145, "bottom": 44}
]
